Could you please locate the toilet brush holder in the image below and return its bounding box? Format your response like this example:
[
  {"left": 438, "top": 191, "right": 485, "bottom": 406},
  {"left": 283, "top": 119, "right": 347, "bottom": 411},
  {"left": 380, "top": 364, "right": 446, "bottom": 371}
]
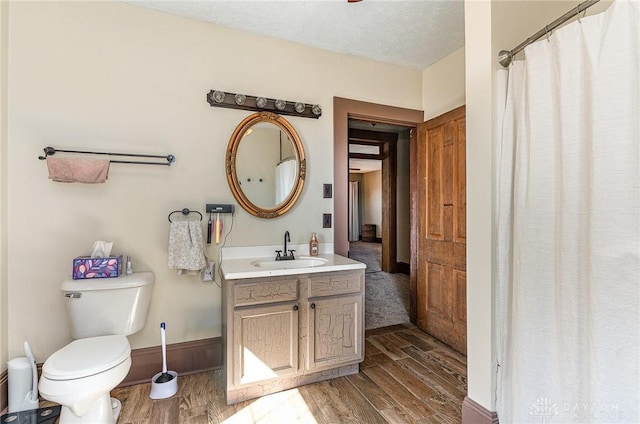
[
  {"left": 150, "top": 371, "right": 178, "bottom": 399},
  {"left": 7, "top": 357, "right": 39, "bottom": 413},
  {"left": 149, "top": 322, "right": 178, "bottom": 399}
]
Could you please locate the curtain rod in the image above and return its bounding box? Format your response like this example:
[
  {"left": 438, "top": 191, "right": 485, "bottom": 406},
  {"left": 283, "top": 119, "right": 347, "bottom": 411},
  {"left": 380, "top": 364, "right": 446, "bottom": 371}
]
[{"left": 498, "top": 0, "right": 601, "bottom": 67}]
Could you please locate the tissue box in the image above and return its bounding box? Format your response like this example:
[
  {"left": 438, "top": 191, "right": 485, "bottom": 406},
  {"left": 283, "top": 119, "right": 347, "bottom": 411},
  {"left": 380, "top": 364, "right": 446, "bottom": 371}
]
[{"left": 73, "top": 255, "right": 122, "bottom": 279}]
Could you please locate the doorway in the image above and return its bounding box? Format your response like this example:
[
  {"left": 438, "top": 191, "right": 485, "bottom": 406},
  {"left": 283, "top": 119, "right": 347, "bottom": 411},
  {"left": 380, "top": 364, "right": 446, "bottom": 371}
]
[
  {"left": 347, "top": 119, "right": 413, "bottom": 273},
  {"left": 333, "top": 97, "right": 423, "bottom": 322},
  {"left": 347, "top": 119, "right": 413, "bottom": 329},
  {"left": 334, "top": 97, "right": 468, "bottom": 353}
]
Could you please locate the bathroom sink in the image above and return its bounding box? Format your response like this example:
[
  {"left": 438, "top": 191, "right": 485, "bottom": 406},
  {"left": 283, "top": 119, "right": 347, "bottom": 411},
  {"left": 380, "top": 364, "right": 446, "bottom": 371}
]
[
  {"left": 250, "top": 257, "right": 328, "bottom": 269},
  {"left": 222, "top": 253, "right": 365, "bottom": 280}
]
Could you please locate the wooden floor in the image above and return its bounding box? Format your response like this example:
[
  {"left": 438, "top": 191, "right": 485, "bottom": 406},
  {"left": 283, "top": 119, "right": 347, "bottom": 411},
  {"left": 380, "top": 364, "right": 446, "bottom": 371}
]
[
  {"left": 38, "top": 324, "right": 466, "bottom": 424},
  {"left": 39, "top": 325, "right": 466, "bottom": 423}
]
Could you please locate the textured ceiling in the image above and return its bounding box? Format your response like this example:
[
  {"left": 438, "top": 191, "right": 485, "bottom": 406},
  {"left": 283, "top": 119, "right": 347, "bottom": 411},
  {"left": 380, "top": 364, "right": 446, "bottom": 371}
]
[{"left": 125, "top": 0, "right": 465, "bottom": 70}]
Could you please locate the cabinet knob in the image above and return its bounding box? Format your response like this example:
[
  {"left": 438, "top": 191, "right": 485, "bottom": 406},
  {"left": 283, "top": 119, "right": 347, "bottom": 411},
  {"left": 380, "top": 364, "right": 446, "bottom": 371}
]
[
  {"left": 293, "top": 304, "right": 299, "bottom": 311},
  {"left": 310, "top": 303, "right": 316, "bottom": 309}
]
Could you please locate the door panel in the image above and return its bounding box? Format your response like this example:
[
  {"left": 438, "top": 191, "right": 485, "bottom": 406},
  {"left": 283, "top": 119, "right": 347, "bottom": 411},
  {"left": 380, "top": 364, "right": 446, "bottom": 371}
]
[
  {"left": 417, "top": 106, "right": 467, "bottom": 354},
  {"left": 454, "top": 270, "right": 467, "bottom": 325},
  {"left": 427, "top": 263, "right": 446, "bottom": 315},
  {"left": 427, "top": 126, "right": 444, "bottom": 240}
]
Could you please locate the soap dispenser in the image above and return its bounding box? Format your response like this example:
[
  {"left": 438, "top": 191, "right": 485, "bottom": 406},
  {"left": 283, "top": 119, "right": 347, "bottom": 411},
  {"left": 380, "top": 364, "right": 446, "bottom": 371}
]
[{"left": 309, "top": 232, "right": 319, "bottom": 257}]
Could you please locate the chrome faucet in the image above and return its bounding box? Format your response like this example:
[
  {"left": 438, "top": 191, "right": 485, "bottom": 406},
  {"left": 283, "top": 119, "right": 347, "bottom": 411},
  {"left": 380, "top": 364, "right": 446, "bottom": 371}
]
[{"left": 275, "top": 231, "right": 295, "bottom": 261}]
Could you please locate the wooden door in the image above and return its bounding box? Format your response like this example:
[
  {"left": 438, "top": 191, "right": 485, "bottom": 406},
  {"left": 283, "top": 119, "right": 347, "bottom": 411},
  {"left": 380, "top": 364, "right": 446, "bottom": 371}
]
[
  {"left": 416, "top": 106, "right": 466, "bottom": 354},
  {"left": 233, "top": 302, "right": 299, "bottom": 385}
]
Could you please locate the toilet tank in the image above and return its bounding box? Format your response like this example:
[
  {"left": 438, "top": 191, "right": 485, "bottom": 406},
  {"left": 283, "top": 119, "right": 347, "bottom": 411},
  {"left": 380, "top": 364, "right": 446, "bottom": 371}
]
[{"left": 60, "top": 271, "right": 155, "bottom": 339}]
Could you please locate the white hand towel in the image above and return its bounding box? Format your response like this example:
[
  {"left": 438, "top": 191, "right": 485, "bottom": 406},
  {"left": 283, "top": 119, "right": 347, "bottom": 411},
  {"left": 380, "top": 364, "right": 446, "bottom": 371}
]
[{"left": 167, "top": 221, "right": 207, "bottom": 275}]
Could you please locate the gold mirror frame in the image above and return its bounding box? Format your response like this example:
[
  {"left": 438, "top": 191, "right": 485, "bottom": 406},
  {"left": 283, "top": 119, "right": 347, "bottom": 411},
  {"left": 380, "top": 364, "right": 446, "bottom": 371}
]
[{"left": 226, "top": 112, "right": 306, "bottom": 218}]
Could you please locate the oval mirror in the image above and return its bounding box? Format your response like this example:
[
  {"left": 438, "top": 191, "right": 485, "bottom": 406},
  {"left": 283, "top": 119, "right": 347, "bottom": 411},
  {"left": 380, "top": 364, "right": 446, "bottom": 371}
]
[{"left": 226, "top": 112, "right": 306, "bottom": 218}]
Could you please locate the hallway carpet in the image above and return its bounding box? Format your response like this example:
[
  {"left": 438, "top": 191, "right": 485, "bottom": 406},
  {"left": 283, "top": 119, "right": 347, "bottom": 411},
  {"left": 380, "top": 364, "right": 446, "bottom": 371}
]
[{"left": 349, "top": 241, "right": 410, "bottom": 330}]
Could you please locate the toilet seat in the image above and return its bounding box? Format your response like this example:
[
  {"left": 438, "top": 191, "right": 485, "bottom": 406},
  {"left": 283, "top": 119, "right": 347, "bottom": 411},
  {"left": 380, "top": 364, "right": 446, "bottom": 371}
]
[{"left": 43, "top": 335, "right": 130, "bottom": 380}]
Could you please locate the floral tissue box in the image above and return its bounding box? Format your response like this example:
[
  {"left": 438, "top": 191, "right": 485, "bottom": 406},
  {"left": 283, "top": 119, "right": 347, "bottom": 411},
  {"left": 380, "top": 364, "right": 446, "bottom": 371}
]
[{"left": 72, "top": 255, "right": 122, "bottom": 279}]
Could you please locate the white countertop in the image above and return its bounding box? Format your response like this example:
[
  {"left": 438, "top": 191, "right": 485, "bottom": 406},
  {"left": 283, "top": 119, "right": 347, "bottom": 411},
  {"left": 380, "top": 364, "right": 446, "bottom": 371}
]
[{"left": 221, "top": 253, "right": 365, "bottom": 280}]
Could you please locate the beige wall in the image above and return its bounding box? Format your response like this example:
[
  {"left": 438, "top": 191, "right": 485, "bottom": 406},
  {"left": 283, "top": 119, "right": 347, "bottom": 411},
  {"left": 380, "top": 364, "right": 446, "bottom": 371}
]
[
  {"left": 6, "top": 1, "right": 422, "bottom": 361},
  {"left": 363, "top": 171, "right": 382, "bottom": 238},
  {"left": 464, "top": 0, "right": 612, "bottom": 412},
  {"left": 465, "top": 1, "right": 494, "bottom": 410},
  {"left": 422, "top": 47, "right": 465, "bottom": 121},
  {"left": 0, "top": 0, "right": 8, "bottom": 372}
]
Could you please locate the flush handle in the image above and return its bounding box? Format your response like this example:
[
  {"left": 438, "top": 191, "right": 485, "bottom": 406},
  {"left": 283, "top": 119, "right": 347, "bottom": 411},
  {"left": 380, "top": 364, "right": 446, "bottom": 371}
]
[{"left": 64, "top": 292, "right": 81, "bottom": 299}]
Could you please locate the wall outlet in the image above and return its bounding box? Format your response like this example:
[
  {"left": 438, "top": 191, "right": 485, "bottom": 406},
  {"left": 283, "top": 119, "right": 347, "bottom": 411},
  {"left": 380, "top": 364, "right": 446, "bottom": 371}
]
[
  {"left": 201, "top": 260, "right": 215, "bottom": 282},
  {"left": 323, "top": 213, "right": 332, "bottom": 228},
  {"left": 323, "top": 184, "right": 333, "bottom": 198}
]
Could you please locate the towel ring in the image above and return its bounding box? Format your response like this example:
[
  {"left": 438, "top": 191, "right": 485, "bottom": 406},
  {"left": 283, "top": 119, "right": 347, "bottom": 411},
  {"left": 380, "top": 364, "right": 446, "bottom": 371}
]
[{"left": 168, "top": 208, "right": 203, "bottom": 223}]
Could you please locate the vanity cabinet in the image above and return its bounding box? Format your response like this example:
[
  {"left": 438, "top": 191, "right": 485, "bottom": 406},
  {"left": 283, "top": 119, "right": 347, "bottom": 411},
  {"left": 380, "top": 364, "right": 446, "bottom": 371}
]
[{"left": 222, "top": 269, "right": 364, "bottom": 404}]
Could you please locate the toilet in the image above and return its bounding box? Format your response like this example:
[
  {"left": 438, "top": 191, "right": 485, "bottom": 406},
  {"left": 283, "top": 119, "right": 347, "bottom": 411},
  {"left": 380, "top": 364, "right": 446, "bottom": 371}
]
[{"left": 39, "top": 271, "right": 154, "bottom": 424}]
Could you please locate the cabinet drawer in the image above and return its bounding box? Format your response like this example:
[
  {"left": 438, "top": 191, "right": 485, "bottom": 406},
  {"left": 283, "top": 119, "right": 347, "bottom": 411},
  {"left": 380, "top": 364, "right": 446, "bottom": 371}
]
[
  {"left": 234, "top": 278, "right": 298, "bottom": 307},
  {"left": 308, "top": 270, "right": 363, "bottom": 298}
]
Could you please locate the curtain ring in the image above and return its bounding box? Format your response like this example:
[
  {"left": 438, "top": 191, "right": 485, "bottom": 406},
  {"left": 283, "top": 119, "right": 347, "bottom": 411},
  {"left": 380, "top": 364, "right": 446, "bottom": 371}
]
[
  {"left": 580, "top": 9, "right": 587, "bottom": 22},
  {"left": 545, "top": 25, "right": 551, "bottom": 42},
  {"left": 577, "top": 0, "right": 588, "bottom": 23},
  {"left": 577, "top": 2, "right": 582, "bottom": 23}
]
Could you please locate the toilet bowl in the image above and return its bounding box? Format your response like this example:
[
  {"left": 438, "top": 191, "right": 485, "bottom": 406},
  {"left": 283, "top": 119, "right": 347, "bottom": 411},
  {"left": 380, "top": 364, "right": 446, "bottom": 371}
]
[
  {"left": 39, "top": 335, "right": 132, "bottom": 424},
  {"left": 39, "top": 272, "right": 154, "bottom": 424}
]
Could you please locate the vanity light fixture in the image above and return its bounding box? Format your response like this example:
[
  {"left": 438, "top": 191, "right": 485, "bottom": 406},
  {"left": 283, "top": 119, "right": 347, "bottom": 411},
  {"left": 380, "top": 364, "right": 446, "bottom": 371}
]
[
  {"left": 275, "top": 99, "right": 286, "bottom": 111},
  {"left": 212, "top": 90, "right": 225, "bottom": 103},
  {"left": 234, "top": 94, "right": 247, "bottom": 105},
  {"left": 256, "top": 97, "right": 267, "bottom": 108},
  {"left": 206, "top": 89, "right": 321, "bottom": 119}
]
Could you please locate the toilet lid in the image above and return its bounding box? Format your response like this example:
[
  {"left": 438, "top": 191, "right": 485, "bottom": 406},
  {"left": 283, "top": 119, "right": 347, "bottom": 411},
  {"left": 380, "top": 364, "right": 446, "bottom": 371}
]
[{"left": 43, "top": 335, "right": 130, "bottom": 380}]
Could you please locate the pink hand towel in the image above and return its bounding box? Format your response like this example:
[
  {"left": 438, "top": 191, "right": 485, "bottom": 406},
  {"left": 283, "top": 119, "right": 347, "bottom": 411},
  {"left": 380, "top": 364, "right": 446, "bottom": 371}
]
[{"left": 46, "top": 157, "right": 110, "bottom": 183}]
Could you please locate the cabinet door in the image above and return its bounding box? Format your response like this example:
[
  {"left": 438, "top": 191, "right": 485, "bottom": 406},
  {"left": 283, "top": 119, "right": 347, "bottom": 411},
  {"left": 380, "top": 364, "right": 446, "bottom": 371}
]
[
  {"left": 233, "top": 302, "right": 299, "bottom": 386},
  {"left": 307, "top": 294, "right": 363, "bottom": 371}
]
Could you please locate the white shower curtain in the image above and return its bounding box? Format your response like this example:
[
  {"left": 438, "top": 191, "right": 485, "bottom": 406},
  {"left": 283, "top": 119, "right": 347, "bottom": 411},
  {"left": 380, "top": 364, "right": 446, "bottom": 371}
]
[
  {"left": 275, "top": 158, "right": 296, "bottom": 205},
  {"left": 497, "top": 1, "right": 639, "bottom": 423},
  {"left": 349, "top": 181, "right": 359, "bottom": 242}
]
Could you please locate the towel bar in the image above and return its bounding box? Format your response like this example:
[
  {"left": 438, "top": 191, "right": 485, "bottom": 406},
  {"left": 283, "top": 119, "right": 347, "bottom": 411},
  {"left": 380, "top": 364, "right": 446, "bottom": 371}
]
[{"left": 39, "top": 146, "right": 175, "bottom": 166}]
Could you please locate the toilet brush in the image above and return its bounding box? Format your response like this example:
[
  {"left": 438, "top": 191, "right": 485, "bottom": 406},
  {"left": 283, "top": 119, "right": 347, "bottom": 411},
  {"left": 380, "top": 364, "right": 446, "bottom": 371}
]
[
  {"left": 156, "top": 323, "right": 173, "bottom": 383},
  {"left": 149, "top": 322, "right": 178, "bottom": 399}
]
